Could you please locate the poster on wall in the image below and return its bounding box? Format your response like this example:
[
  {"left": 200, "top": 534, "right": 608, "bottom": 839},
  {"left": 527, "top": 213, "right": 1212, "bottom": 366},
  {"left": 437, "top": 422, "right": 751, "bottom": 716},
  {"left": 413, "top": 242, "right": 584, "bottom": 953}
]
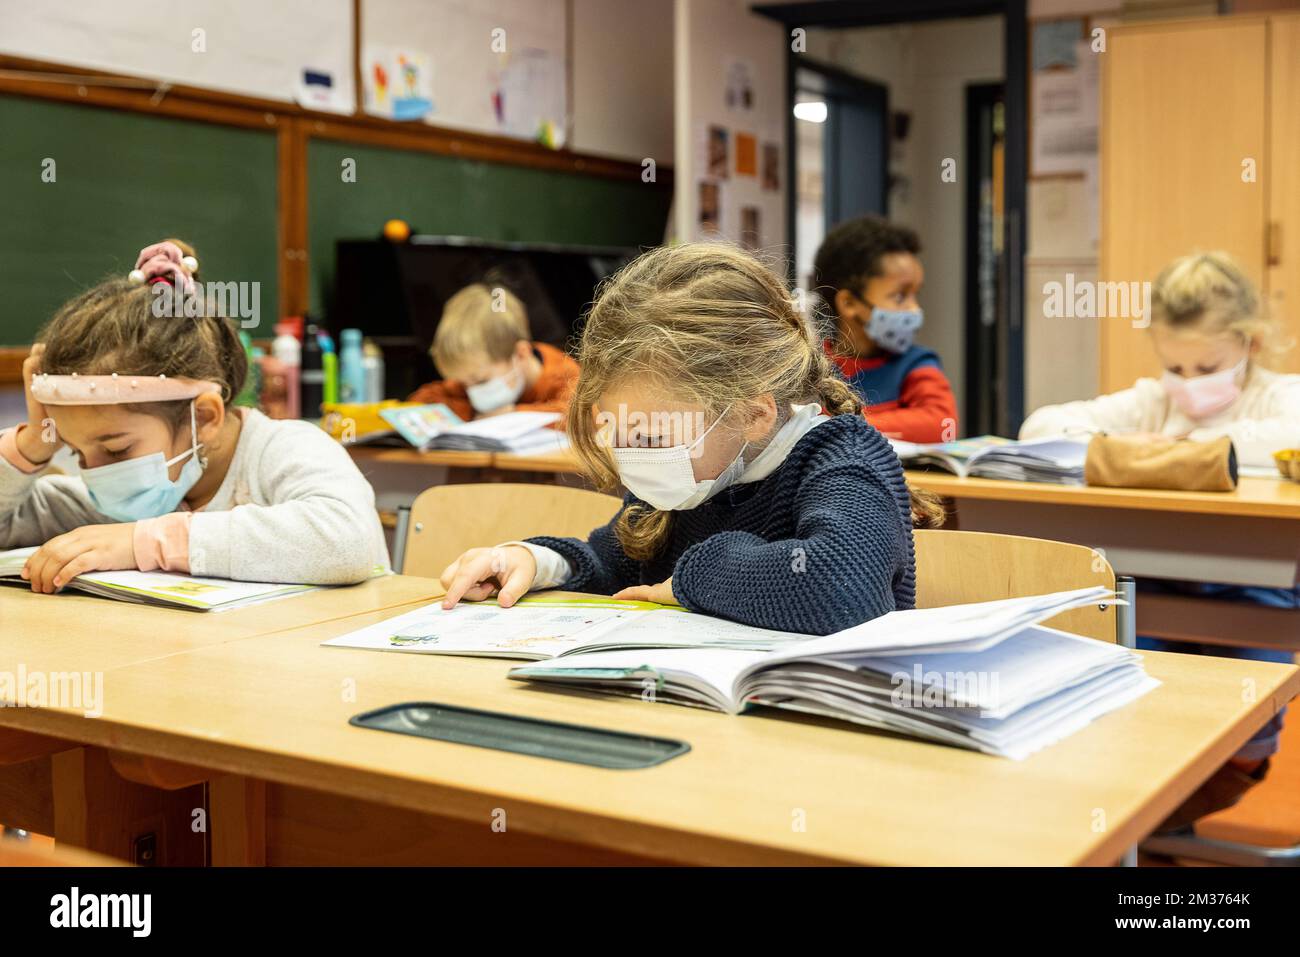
[
  {"left": 707, "top": 126, "right": 729, "bottom": 179},
  {"left": 740, "top": 206, "right": 761, "bottom": 250},
  {"left": 295, "top": 68, "right": 351, "bottom": 113},
  {"left": 495, "top": 47, "right": 567, "bottom": 148},
  {"left": 699, "top": 181, "right": 721, "bottom": 235},
  {"left": 734, "top": 132, "right": 757, "bottom": 177},
  {"left": 363, "top": 46, "right": 435, "bottom": 121},
  {"left": 724, "top": 58, "right": 755, "bottom": 112},
  {"left": 761, "top": 142, "right": 780, "bottom": 191}
]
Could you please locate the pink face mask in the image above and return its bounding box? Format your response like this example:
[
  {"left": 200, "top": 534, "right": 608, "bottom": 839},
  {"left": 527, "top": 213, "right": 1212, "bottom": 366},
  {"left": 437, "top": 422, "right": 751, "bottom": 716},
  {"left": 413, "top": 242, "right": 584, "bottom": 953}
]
[{"left": 1160, "top": 357, "right": 1247, "bottom": 420}]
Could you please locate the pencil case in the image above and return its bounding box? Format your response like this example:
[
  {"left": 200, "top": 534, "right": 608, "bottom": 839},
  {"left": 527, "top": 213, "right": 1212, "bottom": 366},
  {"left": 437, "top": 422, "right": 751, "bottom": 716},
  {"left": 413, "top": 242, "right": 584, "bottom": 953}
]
[{"left": 1085, "top": 434, "right": 1238, "bottom": 491}]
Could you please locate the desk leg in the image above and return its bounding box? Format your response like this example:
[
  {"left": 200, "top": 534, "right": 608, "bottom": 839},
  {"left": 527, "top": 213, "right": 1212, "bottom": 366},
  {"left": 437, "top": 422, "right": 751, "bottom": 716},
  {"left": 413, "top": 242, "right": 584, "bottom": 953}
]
[
  {"left": 209, "top": 775, "right": 266, "bottom": 866},
  {"left": 1117, "top": 576, "right": 1139, "bottom": 867},
  {"left": 50, "top": 747, "right": 206, "bottom": 865}
]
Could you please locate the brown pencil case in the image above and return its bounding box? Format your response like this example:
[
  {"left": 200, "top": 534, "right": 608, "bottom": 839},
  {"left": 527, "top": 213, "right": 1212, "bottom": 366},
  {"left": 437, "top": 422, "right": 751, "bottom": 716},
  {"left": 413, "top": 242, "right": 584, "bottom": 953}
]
[{"left": 1085, "top": 434, "right": 1238, "bottom": 491}]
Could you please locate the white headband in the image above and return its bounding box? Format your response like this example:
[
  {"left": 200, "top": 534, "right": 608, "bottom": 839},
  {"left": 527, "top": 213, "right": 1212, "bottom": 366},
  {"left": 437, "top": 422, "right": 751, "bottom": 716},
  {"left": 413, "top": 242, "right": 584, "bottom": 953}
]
[{"left": 30, "top": 373, "right": 222, "bottom": 406}]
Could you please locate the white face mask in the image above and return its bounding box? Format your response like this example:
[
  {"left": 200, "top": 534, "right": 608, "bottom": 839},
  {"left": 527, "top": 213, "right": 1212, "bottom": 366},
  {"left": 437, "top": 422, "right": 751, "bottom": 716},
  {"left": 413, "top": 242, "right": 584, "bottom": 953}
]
[
  {"left": 466, "top": 361, "right": 525, "bottom": 414},
  {"left": 610, "top": 407, "right": 746, "bottom": 511}
]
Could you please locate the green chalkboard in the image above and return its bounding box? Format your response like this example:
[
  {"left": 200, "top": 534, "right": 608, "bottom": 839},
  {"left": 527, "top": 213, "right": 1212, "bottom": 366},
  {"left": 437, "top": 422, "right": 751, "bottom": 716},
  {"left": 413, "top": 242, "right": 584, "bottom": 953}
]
[
  {"left": 0, "top": 94, "right": 280, "bottom": 345},
  {"left": 307, "top": 139, "right": 671, "bottom": 316}
]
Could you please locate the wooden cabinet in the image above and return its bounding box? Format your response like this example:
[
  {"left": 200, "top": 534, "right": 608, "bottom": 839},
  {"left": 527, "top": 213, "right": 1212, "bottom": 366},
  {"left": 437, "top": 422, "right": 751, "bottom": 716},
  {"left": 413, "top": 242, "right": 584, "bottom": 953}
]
[{"left": 1100, "top": 14, "right": 1299, "bottom": 393}]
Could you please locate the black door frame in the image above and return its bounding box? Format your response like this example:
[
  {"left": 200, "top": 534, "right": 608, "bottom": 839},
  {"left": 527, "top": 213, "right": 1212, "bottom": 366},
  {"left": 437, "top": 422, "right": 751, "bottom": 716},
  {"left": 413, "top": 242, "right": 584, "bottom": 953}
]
[{"left": 759, "top": 0, "right": 1028, "bottom": 430}]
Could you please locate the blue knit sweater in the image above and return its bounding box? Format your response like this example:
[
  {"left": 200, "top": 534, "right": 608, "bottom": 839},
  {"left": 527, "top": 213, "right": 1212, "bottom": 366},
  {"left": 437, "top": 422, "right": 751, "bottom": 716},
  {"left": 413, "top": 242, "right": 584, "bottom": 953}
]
[{"left": 528, "top": 415, "right": 916, "bottom": 635}]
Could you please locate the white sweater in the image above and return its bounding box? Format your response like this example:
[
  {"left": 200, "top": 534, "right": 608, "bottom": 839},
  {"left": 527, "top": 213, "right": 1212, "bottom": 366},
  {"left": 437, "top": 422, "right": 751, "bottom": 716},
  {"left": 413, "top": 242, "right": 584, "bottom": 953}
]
[
  {"left": 1019, "top": 366, "right": 1300, "bottom": 469},
  {"left": 0, "top": 408, "right": 389, "bottom": 584}
]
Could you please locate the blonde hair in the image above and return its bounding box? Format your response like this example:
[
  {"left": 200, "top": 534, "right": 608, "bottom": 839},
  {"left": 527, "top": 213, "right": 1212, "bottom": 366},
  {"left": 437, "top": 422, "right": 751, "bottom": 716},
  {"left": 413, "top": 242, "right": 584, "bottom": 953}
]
[
  {"left": 566, "top": 242, "right": 944, "bottom": 560},
  {"left": 1150, "top": 252, "right": 1289, "bottom": 364},
  {"left": 430, "top": 284, "right": 530, "bottom": 375}
]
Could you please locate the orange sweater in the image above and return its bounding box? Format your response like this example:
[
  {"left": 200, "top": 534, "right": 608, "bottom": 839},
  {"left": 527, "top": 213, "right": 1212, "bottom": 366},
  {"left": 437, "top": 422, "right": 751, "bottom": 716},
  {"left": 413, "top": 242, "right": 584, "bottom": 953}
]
[{"left": 407, "top": 341, "right": 579, "bottom": 426}]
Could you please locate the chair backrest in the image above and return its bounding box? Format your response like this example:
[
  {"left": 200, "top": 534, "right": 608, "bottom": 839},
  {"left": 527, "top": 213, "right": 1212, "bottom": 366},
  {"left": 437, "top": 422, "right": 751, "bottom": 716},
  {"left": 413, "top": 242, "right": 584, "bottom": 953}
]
[
  {"left": 401, "top": 483, "right": 624, "bottom": 579},
  {"left": 913, "top": 529, "right": 1117, "bottom": 642}
]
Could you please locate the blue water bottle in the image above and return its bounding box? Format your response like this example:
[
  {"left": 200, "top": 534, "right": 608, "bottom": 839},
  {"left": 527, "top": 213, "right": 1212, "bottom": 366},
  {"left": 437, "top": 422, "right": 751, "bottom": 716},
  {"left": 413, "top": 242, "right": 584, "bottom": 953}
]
[{"left": 339, "top": 328, "right": 366, "bottom": 404}]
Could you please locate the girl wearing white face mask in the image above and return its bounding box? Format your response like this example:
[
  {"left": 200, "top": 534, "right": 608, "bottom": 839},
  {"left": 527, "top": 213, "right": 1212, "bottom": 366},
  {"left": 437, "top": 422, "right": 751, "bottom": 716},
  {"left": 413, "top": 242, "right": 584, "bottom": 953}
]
[
  {"left": 1020, "top": 251, "right": 1300, "bottom": 469},
  {"left": 1022, "top": 251, "right": 1300, "bottom": 829},
  {"left": 0, "top": 239, "right": 388, "bottom": 592},
  {"left": 438, "top": 243, "right": 945, "bottom": 636}
]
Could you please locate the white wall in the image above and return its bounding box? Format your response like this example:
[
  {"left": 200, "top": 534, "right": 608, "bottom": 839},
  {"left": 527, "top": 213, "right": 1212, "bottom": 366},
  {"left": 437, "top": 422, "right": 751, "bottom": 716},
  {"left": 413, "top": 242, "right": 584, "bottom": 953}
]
[
  {"left": 571, "top": 0, "right": 674, "bottom": 162},
  {"left": 673, "top": 0, "right": 788, "bottom": 263},
  {"left": 0, "top": 0, "right": 676, "bottom": 164}
]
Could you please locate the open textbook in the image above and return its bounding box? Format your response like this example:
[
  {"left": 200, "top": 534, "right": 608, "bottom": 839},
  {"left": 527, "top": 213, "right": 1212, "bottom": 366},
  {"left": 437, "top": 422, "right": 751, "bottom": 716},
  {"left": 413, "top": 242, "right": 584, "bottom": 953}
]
[
  {"left": 377, "top": 404, "right": 568, "bottom": 454},
  {"left": 508, "top": 586, "right": 1159, "bottom": 760},
  {"left": 322, "top": 594, "right": 814, "bottom": 659},
  {"left": 890, "top": 435, "right": 1088, "bottom": 484},
  {"left": 0, "top": 546, "right": 318, "bottom": 611}
]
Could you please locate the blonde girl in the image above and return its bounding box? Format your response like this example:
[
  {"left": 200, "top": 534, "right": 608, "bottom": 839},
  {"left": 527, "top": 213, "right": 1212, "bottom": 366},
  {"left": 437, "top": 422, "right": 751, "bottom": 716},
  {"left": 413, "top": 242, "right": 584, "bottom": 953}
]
[
  {"left": 438, "top": 243, "right": 943, "bottom": 635},
  {"left": 1021, "top": 251, "right": 1300, "bottom": 468}
]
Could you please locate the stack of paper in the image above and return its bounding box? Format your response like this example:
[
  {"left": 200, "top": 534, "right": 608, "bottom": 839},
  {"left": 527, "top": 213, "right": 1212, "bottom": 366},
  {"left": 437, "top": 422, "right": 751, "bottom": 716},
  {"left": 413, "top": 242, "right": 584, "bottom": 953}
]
[
  {"left": 380, "top": 404, "right": 567, "bottom": 453},
  {"left": 507, "top": 587, "right": 1157, "bottom": 760},
  {"left": 892, "top": 436, "right": 1088, "bottom": 485}
]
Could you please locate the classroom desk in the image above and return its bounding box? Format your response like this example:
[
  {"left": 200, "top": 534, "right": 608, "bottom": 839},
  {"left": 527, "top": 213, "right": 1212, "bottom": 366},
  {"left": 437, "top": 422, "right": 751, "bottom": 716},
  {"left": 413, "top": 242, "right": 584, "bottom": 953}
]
[
  {"left": 348, "top": 444, "right": 583, "bottom": 475},
  {"left": 0, "top": 585, "right": 1295, "bottom": 866},
  {"left": 907, "top": 472, "right": 1300, "bottom": 650},
  {"left": 0, "top": 573, "right": 444, "bottom": 675},
  {"left": 0, "top": 574, "right": 443, "bottom": 863}
]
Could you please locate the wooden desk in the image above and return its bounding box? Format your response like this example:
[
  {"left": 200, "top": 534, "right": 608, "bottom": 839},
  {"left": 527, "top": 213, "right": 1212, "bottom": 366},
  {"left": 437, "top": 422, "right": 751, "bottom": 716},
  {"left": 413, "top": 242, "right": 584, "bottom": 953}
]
[
  {"left": 2, "top": 589, "right": 1295, "bottom": 866},
  {"left": 346, "top": 447, "right": 495, "bottom": 469},
  {"left": 0, "top": 574, "right": 444, "bottom": 675},
  {"left": 0, "top": 575, "right": 443, "bottom": 863},
  {"left": 907, "top": 472, "right": 1300, "bottom": 649},
  {"left": 491, "top": 448, "right": 583, "bottom": 475}
]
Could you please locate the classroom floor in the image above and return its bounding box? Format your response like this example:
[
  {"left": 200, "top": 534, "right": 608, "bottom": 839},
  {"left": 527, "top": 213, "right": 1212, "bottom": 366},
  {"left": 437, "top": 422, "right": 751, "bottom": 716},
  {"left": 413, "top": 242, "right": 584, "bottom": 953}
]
[{"left": 1142, "top": 710, "right": 1300, "bottom": 866}]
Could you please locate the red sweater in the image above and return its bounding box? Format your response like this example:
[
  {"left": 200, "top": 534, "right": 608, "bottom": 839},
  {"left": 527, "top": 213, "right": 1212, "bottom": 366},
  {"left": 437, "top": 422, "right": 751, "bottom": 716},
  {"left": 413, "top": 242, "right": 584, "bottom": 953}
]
[
  {"left": 828, "top": 343, "right": 959, "bottom": 443},
  {"left": 407, "top": 342, "right": 579, "bottom": 426}
]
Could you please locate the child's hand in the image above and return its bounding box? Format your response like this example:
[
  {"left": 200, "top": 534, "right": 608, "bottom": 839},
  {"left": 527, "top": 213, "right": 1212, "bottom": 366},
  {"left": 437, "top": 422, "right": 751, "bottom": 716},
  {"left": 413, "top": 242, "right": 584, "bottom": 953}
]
[
  {"left": 21, "top": 524, "right": 137, "bottom": 593},
  {"left": 613, "top": 577, "right": 679, "bottom": 606},
  {"left": 439, "top": 545, "right": 537, "bottom": 609},
  {"left": 17, "top": 343, "right": 60, "bottom": 466}
]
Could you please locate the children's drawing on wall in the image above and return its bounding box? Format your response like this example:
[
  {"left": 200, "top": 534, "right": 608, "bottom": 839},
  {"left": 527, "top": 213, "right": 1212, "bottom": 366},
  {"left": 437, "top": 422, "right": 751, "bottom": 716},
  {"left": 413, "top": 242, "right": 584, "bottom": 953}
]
[
  {"left": 707, "top": 125, "right": 729, "bottom": 179},
  {"left": 364, "top": 47, "right": 434, "bottom": 121},
  {"left": 735, "top": 132, "right": 757, "bottom": 177},
  {"left": 740, "top": 206, "right": 760, "bottom": 251},
  {"left": 699, "top": 181, "right": 721, "bottom": 235},
  {"left": 725, "top": 58, "right": 755, "bottom": 112},
  {"left": 762, "top": 142, "right": 780, "bottom": 191}
]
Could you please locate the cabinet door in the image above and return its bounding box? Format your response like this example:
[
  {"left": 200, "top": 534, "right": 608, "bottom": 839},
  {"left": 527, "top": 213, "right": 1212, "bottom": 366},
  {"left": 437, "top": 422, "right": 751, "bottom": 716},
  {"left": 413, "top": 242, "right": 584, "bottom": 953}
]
[
  {"left": 1100, "top": 19, "right": 1268, "bottom": 392},
  {"left": 1270, "top": 15, "right": 1300, "bottom": 375}
]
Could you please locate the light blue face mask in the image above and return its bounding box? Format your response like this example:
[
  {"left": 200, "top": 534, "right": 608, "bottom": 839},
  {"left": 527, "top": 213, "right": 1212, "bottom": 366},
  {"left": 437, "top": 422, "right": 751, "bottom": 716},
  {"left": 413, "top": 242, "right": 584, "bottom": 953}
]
[
  {"left": 82, "top": 402, "right": 205, "bottom": 522},
  {"left": 856, "top": 294, "right": 924, "bottom": 354}
]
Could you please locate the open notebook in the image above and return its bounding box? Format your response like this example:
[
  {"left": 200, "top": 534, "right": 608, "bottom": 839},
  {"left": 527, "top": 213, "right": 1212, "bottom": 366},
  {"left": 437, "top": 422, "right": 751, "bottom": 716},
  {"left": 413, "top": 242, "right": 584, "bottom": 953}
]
[
  {"left": 891, "top": 435, "right": 1088, "bottom": 484},
  {"left": 0, "top": 546, "right": 319, "bottom": 611},
  {"left": 378, "top": 405, "right": 568, "bottom": 454},
  {"left": 321, "top": 594, "right": 814, "bottom": 659},
  {"left": 508, "top": 587, "right": 1158, "bottom": 760}
]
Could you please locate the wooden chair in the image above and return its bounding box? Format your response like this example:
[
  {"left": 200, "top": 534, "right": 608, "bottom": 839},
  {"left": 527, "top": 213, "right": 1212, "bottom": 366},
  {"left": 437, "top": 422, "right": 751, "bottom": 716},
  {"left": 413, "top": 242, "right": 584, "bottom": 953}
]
[
  {"left": 913, "top": 529, "right": 1126, "bottom": 644},
  {"left": 394, "top": 483, "right": 623, "bottom": 579}
]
